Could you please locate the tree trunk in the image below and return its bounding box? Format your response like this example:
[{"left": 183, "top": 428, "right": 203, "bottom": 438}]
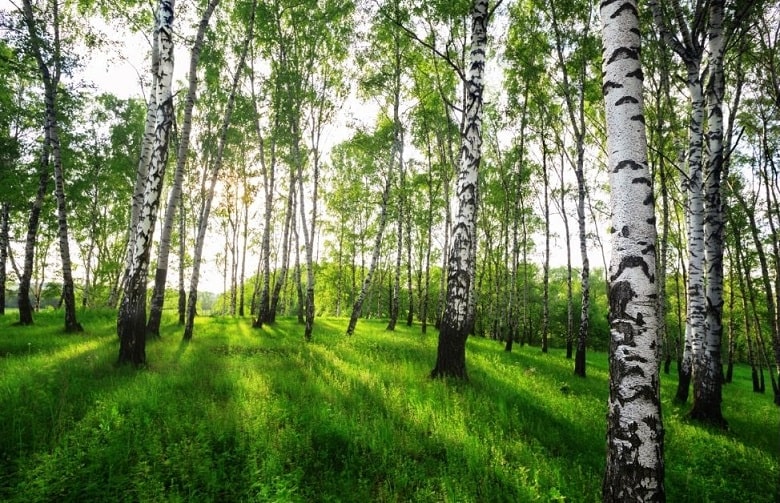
[
  {"left": 184, "top": 6, "right": 253, "bottom": 339},
  {"left": 112, "top": 31, "right": 160, "bottom": 311},
  {"left": 18, "top": 144, "right": 49, "bottom": 325},
  {"left": 147, "top": 0, "right": 219, "bottom": 336},
  {"left": 601, "top": 2, "right": 665, "bottom": 498},
  {"left": 431, "top": 0, "right": 488, "bottom": 379},
  {"left": 178, "top": 186, "right": 186, "bottom": 325},
  {"left": 346, "top": 173, "right": 393, "bottom": 335},
  {"left": 690, "top": 0, "right": 727, "bottom": 427},
  {"left": 268, "top": 167, "right": 295, "bottom": 324},
  {"left": 0, "top": 202, "right": 8, "bottom": 315},
  {"left": 541, "top": 132, "right": 550, "bottom": 353},
  {"left": 117, "top": 0, "right": 176, "bottom": 365}
]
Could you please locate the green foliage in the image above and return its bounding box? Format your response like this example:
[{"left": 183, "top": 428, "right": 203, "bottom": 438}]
[{"left": 0, "top": 311, "right": 776, "bottom": 501}]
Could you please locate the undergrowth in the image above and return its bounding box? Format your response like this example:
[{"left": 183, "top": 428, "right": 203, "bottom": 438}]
[{"left": 0, "top": 309, "right": 777, "bottom": 502}]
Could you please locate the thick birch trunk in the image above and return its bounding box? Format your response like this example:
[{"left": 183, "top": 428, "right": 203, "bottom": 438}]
[
  {"left": 147, "top": 0, "right": 219, "bottom": 337},
  {"left": 600, "top": 2, "right": 665, "bottom": 498},
  {"left": 112, "top": 35, "right": 160, "bottom": 310},
  {"left": 117, "top": 0, "right": 176, "bottom": 365},
  {"left": 431, "top": 0, "right": 487, "bottom": 379},
  {"left": 692, "top": 0, "right": 727, "bottom": 426}
]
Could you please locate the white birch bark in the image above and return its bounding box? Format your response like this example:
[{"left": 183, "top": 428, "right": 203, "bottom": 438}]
[
  {"left": 647, "top": 0, "right": 706, "bottom": 403},
  {"left": 147, "top": 0, "right": 220, "bottom": 336},
  {"left": 112, "top": 33, "right": 160, "bottom": 309},
  {"left": 431, "top": 0, "right": 488, "bottom": 379},
  {"left": 693, "top": 0, "right": 727, "bottom": 426},
  {"left": 601, "top": 0, "right": 664, "bottom": 499},
  {"left": 117, "top": 0, "right": 176, "bottom": 365}
]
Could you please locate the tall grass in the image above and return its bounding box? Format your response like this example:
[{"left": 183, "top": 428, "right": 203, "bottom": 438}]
[{"left": 0, "top": 310, "right": 777, "bottom": 502}]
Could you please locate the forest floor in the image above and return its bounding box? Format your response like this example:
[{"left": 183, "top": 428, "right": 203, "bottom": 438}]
[{"left": 0, "top": 309, "right": 777, "bottom": 502}]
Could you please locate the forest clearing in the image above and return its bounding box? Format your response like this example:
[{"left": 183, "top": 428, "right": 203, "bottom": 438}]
[{"left": 0, "top": 311, "right": 777, "bottom": 502}]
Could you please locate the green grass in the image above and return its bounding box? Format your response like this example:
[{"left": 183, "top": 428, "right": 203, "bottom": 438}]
[{"left": 0, "top": 309, "right": 777, "bottom": 502}]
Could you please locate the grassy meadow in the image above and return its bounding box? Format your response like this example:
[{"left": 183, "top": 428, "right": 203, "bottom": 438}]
[{"left": 0, "top": 309, "right": 777, "bottom": 502}]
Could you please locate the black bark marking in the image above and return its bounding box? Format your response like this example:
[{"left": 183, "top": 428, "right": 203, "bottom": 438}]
[
  {"left": 643, "top": 192, "right": 654, "bottom": 205},
  {"left": 621, "top": 225, "right": 630, "bottom": 237},
  {"left": 602, "top": 80, "right": 624, "bottom": 95},
  {"left": 610, "top": 256, "right": 654, "bottom": 283},
  {"left": 616, "top": 95, "right": 639, "bottom": 105},
  {"left": 632, "top": 177, "right": 651, "bottom": 187},
  {"left": 626, "top": 68, "right": 643, "bottom": 80},
  {"left": 612, "top": 320, "right": 636, "bottom": 346},
  {"left": 612, "top": 159, "right": 643, "bottom": 173},
  {"left": 607, "top": 47, "right": 638, "bottom": 64},
  {"left": 610, "top": 2, "right": 639, "bottom": 19},
  {"left": 610, "top": 281, "right": 636, "bottom": 320},
  {"left": 630, "top": 114, "right": 645, "bottom": 124},
  {"left": 646, "top": 216, "right": 656, "bottom": 225}
]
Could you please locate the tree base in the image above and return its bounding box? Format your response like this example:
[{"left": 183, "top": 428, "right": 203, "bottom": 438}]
[{"left": 688, "top": 405, "right": 728, "bottom": 429}]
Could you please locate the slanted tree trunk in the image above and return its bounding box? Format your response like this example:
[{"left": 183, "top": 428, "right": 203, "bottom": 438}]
[
  {"left": 112, "top": 33, "right": 160, "bottom": 310},
  {"left": 431, "top": 0, "right": 488, "bottom": 379},
  {"left": 117, "top": 0, "right": 176, "bottom": 365},
  {"left": 147, "top": 0, "right": 219, "bottom": 337},
  {"left": 601, "top": 2, "right": 665, "bottom": 498},
  {"left": 184, "top": 4, "right": 254, "bottom": 340},
  {"left": 346, "top": 171, "right": 393, "bottom": 335}
]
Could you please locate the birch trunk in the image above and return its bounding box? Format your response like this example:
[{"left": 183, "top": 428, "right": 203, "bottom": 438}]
[
  {"left": 178, "top": 189, "right": 186, "bottom": 324},
  {"left": 22, "top": 0, "right": 82, "bottom": 332},
  {"left": 549, "top": 0, "right": 590, "bottom": 375},
  {"left": 117, "top": 0, "right": 176, "bottom": 365},
  {"left": 183, "top": 5, "right": 253, "bottom": 340},
  {"left": 17, "top": 139, "right": 49, "bottom": 325},
  {"left": 147, "top": 0, "right": 219, "bottom": 337},
  {"left": 647, "top": 0, "right": 706, "bottom": 405},
  {"left": 600, "top": 1, "right": 664, "bottom": 498},
  {"left": 431, "top": 0, "right": 488, "bottom": 379},
  {"left": 112, "top": 34, "right": 160, "bottom": 310},
  {"left": 346, "top": 173, "right": 393, "bottom": 336},
  {"left": 541, "top": 135, "right": 550, "bottom": 353},
  {"left": 0, "top": 202, "right": 8, "bottom": 315},
  {"left": 691, "top": 0, "right": 727, "bottom": 426},
  {"left": 268, "top": 168, "right": 295, "bottom": 324}
]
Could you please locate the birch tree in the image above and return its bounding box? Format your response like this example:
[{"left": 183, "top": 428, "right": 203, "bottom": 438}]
[
  {"left": 431, "top": 0, "right": 488, "bottom": 379},
  {"left": 600, "top": 0, "right": 664, "bottom": 498},
  {"left": 117, "top": 0, "right": 175, "bottom": 365},
  {"left": 183, "top": 0, "right": 255, "bottom": 341},
  {"left": 21, "top": 0, "right": 82, "bottom": 332},
  {"left": 147, "top": 0, "right": 220, "bottom": 337}
]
